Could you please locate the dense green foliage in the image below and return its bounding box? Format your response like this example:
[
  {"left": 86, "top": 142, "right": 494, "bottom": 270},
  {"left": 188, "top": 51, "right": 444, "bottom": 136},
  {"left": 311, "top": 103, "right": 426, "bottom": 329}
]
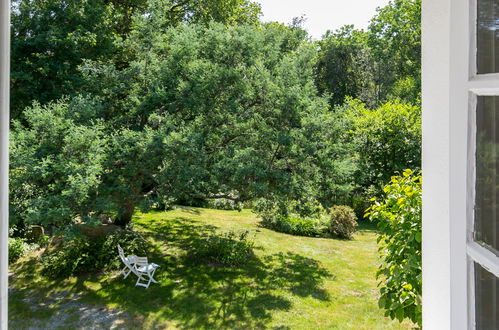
[
  {"left": 260, "top": 214, "right": 327, "bottom": 237},
  {"left": 368, "top": 0, "right": 421, "bottom": 104},
  {"left": 257, "top": 200, "right": 358, "bottom": 239},
  {"left": 41, "top": 229, "right": 149, "bottom": 278},
  {"left": 11, "top": 23, "right": 356, "bottom": 228},
  {"left": 316, "top": 26, "right": 373, "bottom": 107},
  {"left": 316, "top": 0, "right": 421, "bottom": 107},
  {"left": 366, "top": 170, "right": 422, "bottom": 326},
  {"left": 194, "top": 230, "right": 255, "bottom": 266},
  {"left": 11, "top": 1, "right": 422, "bottom": 325},
  {"left": 11, "top": 0, "right": 421, "bottom": 230},
  {"left": 256, "top": 198, "right": 326, "bottom": 237},
  {"left": 327, "top": 206, "right": 358, "bottom": 239},
  {"left": 10, "top": 99, "right": 106, "bottom": 227},
  {"left": 345, "top": 99, "right": 421, "bottom": 193},
  {"left": 11, "top": 0, "right": 262, "bottom": 119},
  {"left": 11, "top": 0, "right": 118, "bottom": 119},
  {"left": 8, "top": 237, "right": 29, "bottom": 263}
]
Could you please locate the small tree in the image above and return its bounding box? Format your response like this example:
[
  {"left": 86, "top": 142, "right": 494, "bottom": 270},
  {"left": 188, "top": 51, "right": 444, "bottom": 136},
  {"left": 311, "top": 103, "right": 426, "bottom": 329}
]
[{"left": 366, "top": 169, "right": 422, "bottom": 326}]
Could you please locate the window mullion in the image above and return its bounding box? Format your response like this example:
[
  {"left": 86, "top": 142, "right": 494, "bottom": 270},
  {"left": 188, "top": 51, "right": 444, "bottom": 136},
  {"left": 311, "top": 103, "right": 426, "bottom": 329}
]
[{"left": 467, "top": 241, "right": 499, "bottom": 278}]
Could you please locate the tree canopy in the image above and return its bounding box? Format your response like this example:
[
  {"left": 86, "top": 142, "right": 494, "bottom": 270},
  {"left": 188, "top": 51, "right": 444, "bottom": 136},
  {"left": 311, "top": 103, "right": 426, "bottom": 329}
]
[
  {"left": 11, "top": 23, "right": 356, "bottom": 227},
  {"left": 10, "top": 0, "right": 421, "bottom": 229},
  {"left": 315, "top": 0, "right": 421, "bottom": 107},
  {"left": 10, "top": 0, "right": 262, "bottom": 119}
]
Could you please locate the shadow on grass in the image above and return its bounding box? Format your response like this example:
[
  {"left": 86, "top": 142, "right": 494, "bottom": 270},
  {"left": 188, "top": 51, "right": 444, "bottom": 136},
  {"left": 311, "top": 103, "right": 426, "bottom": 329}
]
[
  {"left": 356, "top": 220, "right": 378, "bottom": 234},
  {"left": 172, "top": 206, "right": 202, "bottom": 215},
  {"left": 10, "top": 215, "right": 334, "bottom": 329}
]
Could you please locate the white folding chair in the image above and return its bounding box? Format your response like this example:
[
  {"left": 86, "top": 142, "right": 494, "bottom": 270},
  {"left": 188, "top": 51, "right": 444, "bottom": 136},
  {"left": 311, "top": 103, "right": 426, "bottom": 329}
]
[
  {"left": 117, "top": 244, "right": 137, "bottom": 279},
  {"left": 117, "top": 245, "right": 160, "bottom": 288},
  {"left": 133, "top": 256, "right": 160, "bottom": 289}
]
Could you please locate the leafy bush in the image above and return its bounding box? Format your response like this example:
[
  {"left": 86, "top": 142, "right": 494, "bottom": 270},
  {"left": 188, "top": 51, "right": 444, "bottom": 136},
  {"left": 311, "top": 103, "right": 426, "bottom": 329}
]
[
  {"left": 195, "top": 231, "right": 255, "bottom": 266},
  {"left": 8, "top": 237, "right": 29, "bottom": 264},
  {"left": 256, "top": 198, "right": 329, "bottom": 237},
  {"left": 206, "top": 198, "right": 242, "bottom": 211},
  {"left": 327, "top": 206, "right": 358, "bottom": 239},
  {"left": 41, "top": 237, "right": 96, "bottom": 278},
  {"left": 41, "top": 229, "right": 149, "bottom": 278},
  {"left": 287, "top": 199, "right": 326, "bottom": 219},
  {"left": 98, "top": 230, "right": 150, "bottom": 271},
  {"left": 253, "top": 198, "right": 290, "bottom": 221},
  {"left": 260, "top": 215, "right": 327, "bottom": 237},
  {"left": 366, "top": 169, "right": 422, "bottom": 326}
]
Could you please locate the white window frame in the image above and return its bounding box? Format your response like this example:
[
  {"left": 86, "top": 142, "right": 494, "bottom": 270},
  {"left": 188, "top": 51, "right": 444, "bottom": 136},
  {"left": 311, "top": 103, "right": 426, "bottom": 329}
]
[
  {"left": 0, "top": 0, "right": 9, "bottom": 329},
  {"left": 423, "top": 0, "right": 499, "bottom": 329}
]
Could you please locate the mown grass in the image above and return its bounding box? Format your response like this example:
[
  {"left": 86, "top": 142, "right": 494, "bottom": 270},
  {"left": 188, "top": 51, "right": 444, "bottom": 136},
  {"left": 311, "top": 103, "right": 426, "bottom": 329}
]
[{"left": 9, "top": 207, "right": 413, "bottom": 329}]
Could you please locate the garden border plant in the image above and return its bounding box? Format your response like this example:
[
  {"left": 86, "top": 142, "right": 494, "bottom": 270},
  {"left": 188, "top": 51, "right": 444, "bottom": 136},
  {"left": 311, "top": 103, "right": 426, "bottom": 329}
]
[
  {"left": 193, "top": 230, "right": 256, "bottom": 267},
  {"left": 366, "top": 169, "right": 422, "bottom": 326},
  {"left": 256, "top": 199, "right": 359, "bottom": 239}
]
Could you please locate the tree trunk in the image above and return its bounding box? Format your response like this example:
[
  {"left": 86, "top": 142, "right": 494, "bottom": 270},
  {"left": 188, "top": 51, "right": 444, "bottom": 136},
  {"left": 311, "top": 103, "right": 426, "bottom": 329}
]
[{"left": 115, "top": 199, "right": 136, "bottom": 227}]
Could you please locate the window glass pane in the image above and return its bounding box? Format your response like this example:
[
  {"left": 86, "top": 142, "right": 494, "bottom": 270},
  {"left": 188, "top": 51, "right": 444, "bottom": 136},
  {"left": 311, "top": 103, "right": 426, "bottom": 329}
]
[
  {"left": 475, "top": 96, "right": 499, "bottom": 253},
  {"left": 477, "top": 0, "right": 499, "bottom": 74},
  {"left": 474, "top": 263, "right": 499, "bottom": 329}
]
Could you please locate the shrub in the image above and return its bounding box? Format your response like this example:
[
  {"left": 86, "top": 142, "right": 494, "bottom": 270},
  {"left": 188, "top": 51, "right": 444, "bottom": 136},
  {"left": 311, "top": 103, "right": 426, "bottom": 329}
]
[
  {"left": 98, "top": 230, "right": 150, "bottom": 271},
  {"left": 206, "top": 198, "right": 242, "bottom": 211},
  {"left": 261, "top": 215, "right": 327, "bottom": 237},
  {"left": 41, "top": 229, "right": 149, "bottom": 278},
  {"left": 366, "top": 169, "right": 422, "bottom": 326},
  {"left": 41, "top": 236, "right": 96, "bottom": 278},
  {"left": 253, "top": 198, "right": 290, "bottom": 221},
  {"left": 327, "top": 206, "right": 358, "bottom": 239},
  {"left": 256, "top": 198, "right": 328, "bottom": 237},
  {"left": 195, "top": 230, "right": 255, "bottom": 267},
  {"left": 8, "top": 237, "right": 29, "bottom": 264}
]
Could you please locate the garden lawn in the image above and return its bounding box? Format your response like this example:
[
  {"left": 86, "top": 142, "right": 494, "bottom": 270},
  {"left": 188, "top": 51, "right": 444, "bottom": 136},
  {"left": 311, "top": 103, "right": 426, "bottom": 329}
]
[{"left": 9, "top": 207, "right": 413, "bottom": 329}]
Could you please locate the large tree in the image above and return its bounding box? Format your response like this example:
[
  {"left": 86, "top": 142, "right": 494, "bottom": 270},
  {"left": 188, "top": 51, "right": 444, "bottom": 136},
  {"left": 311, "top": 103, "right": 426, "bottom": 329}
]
[{"left": 11, "top": 23, "right": 355, "bottom": 227}]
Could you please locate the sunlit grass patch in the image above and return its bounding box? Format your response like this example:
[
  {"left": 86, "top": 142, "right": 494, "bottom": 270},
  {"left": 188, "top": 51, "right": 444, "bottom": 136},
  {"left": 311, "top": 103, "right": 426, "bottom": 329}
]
[{"left": 9, "top": 207, "right": 412, "bottom": 329}]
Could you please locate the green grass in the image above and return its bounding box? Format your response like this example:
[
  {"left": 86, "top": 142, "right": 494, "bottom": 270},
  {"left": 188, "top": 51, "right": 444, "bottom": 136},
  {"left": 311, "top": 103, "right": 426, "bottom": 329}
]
[{"left": 9, "top": 207, "right": 413, "bottom": 329}]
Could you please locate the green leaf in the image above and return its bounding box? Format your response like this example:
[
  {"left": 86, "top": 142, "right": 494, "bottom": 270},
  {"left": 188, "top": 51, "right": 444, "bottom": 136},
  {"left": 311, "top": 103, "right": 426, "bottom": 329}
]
[{"left": 396, "top": 308, "right": 404, "bottom": 322}]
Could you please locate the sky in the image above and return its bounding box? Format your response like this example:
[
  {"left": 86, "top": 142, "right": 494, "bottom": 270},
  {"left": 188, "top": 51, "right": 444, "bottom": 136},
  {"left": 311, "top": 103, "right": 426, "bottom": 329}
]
[{"left": 256, "top": 0, "right": 390, "bottom": 40}]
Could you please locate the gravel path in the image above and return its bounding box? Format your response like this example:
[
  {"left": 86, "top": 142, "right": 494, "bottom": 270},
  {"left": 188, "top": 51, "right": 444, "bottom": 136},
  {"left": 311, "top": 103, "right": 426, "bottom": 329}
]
[{"left": 9, "top": 289, "right": 136, "bottom": 329}]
